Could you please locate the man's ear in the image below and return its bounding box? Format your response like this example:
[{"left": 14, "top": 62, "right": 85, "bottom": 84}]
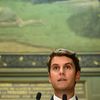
[
  {"left": 76, "top": 71, "right": 80, "bottom": 82},
  {"left": 48, "top": 73, "right": 51, "bottom": 83}
]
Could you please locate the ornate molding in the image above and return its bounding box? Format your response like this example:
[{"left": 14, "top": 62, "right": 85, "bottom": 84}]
[{"left": 0, "top": 53, "right": 99, "bottom": 76}]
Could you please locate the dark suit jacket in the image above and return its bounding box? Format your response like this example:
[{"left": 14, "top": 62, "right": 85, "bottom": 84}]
[
  {"left": 50, "top": 95, "right": 78, "bottom": 100},
  {"left": 50, "top": 96, "right": 53, "bottom": 100}
]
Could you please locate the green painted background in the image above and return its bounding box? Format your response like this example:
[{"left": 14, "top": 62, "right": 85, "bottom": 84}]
[{"left": 0, "top": 0, "right": 100, "bottom": 53}]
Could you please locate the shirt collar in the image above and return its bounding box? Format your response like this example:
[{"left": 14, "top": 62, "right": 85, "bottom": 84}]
[
  {"left": 54, "top": 94, "right": 76, "bottom": 100},
  {"left": 54, "top": 95, "right": 61, "bottom": 100},
  {"left": 69, "top": 95, "right": 76, "bottom": 100}
]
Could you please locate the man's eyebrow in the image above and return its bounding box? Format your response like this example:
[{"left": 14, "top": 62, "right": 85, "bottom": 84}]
[
  {"left": 65, "top": 62, "right": 73, "bottom": 65},
  {"left": 64, "top": 62, "right": 74, "bottom": 66}
]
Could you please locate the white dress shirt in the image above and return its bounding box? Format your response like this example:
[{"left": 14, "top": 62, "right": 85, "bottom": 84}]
[{"left": 54, "top": 94, "right": 76, "bottom": 100}]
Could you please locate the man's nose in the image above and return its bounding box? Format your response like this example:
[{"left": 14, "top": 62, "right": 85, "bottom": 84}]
[{"left": 59, "top": 67, "right": 64, "bottom": 75}]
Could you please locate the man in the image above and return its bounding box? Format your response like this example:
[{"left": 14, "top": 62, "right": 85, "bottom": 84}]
[{"left": 47, "top": 48, "right": 81, "bottom": 100}]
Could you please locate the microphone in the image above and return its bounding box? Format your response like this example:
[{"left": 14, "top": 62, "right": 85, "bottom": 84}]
[
  {"left": 36, "top": 92, "right": 41, "bottom": 100},
  {"left": 62, "top": 94, "right": 67, "bottom": 100}
]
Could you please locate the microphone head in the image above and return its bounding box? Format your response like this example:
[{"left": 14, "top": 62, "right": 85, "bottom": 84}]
[
  {"left": 62, "top": 94, "right": 67, "bottom": 100},
  {"left": 36, "top": 92, "right": 41, "bottom": 100}
]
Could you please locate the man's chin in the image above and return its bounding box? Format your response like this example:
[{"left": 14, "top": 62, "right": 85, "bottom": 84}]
[{"left": 56, "top": 86, "right": 68, "bottom": 91}]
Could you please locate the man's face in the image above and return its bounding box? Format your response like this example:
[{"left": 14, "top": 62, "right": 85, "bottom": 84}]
[{"left": 49, "top": 56, "right": 80, "bottom": 92}]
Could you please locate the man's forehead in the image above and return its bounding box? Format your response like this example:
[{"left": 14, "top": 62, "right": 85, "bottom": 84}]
[
  {"left": 51, "top": 56, "right": 74, "bottom": 64},
  {"left": 52, "top": 56, "right": 73, "bottom": 61}
]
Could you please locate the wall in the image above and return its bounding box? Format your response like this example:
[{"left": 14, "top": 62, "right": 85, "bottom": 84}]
[{"left": 0, "top": 53, "right": 100, "bottom": 100}]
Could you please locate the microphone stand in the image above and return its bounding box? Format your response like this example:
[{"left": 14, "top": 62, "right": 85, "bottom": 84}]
[
  {"left": 36, "top": 92, "right": 41, "bottom": 100},
  {"left": 62, "top": 94, "right": 67, "bottom": 100}
]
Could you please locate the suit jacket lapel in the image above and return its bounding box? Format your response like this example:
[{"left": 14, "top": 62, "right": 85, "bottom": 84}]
[
  {"left": 50, "top": 96, "right": 54, "bottom": 100},
  {"left": 76, "top": 96, "right": 78, "bottom": 100},
  {"left": 50, "top": 95, "right": 78, "bottom": 100}
]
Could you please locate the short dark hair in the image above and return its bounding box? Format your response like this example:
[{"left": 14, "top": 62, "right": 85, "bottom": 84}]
[{"left": 47, "top": 48, "right": 81, "bottom": 73}]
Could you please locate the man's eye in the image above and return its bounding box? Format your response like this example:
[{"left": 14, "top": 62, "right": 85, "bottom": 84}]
[
  {"left": 64, "top": 63, "right": 73, "bottom": 70},
  {"left": 53, "top": 66, "right": 59, "bottom": 71},
  {"left": 53, "top": 67, "right": 58, "bottom": 70},
  {"left": 64, "top": 65, "right": 71, "bottom": 70}
]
